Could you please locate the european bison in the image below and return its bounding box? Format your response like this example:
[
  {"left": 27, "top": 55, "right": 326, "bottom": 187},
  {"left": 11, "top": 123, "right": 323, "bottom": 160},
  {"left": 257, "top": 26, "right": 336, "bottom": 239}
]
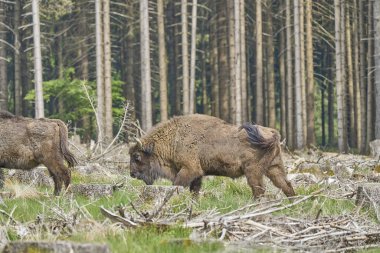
[
  {"left": 129, "top": 114, "right": 295, "bottom": 198},
  {"left": 0, "top": 111, "right": 77, "bottom": 195}
]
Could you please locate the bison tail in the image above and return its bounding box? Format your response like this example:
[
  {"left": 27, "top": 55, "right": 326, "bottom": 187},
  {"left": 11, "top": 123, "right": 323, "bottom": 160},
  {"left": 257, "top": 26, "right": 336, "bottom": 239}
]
[
  {"left": 55, "top": 120, "right": 78, "bottom": 167},
  {"left": 239, "top": 123, "right": 279, "bottom": 151}
]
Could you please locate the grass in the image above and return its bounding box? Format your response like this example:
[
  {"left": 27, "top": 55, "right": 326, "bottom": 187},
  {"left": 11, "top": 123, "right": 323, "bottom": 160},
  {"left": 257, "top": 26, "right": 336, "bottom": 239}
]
[{"left": 0, "top": 172, "right": 378, "bottom": 253}]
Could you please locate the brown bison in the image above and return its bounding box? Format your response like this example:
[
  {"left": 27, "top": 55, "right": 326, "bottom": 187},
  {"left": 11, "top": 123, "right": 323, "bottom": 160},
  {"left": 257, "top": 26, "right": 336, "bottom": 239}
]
[
  {"left": 129, "top": 114, "right": 295, "bottom": 198},
  {"left": 0, "top": 111, "right": 77, "bottom": 195}
]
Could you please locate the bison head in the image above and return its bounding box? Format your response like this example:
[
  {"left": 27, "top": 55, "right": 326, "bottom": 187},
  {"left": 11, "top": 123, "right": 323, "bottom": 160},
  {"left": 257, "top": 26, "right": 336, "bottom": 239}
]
[{"left": 129, "top": 139, "right": 161, "bottom": 185}]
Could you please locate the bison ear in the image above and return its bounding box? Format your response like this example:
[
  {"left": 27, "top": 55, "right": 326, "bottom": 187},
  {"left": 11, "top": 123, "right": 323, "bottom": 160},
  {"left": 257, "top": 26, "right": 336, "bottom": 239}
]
[{"left": 143, "top": 142, "right": 155, "bottom": 155}]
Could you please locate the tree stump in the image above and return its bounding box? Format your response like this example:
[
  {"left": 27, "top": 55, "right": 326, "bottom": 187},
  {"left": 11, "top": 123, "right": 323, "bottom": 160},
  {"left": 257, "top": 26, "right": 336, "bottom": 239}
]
[
  {"left": 68, "top": 184, "right": 114, "bottom": 198},
  {"left": 369, "top": 139, "right": 380, "bottom": 160},
  {"left": 356, "top": 183, "right": 380, "bottom": 220},
  {"left": 8, "top": 167, "right": 53, "bottom": 187},
  {"left": 3, "top": 241, "right": 110, "bottom": 253},
  {"left": 139, "top": 185, "right": 185, "bottom": 202}
]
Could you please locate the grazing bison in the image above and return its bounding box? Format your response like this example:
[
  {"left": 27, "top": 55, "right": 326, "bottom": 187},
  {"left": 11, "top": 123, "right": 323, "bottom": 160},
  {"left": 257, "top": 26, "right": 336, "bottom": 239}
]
[
  {"left": 0, "top": 111, "right": 77, "bottom": 195},
  {"left": 129, "top": 114, "right": 295, "bottom": 198}
]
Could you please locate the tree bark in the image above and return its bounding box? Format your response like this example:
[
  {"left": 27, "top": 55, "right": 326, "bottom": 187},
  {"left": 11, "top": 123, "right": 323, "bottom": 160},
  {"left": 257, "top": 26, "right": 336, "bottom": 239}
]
[
  {"left": 0, "top": 1, "right": 7, "bottom": 111},
  {"left": 300, "top": 0, "right": 307, "bottom": 143},
  {"left": 140, "top": 0, "right": 153, "bottom": 130},
  {"left": 95, "top": 0, "right": 104, "bottom": 140},
  {"left": 294, "top": 0, "right": 304, "bottom": 149},
  {"left": 234, "top": 0, "right": 242, "bottom": 125},
  {"left": 103, "top": 0, "right": 112, "bottom": 140},
  {"left": 374, "top": 0, "right": 380, "bottom": 139},
  {"left": 346, "top": 2, "right": 355, "bottom": 147},
  {"left": 227, "top": 0, "right": 236, "bottom": 123},
  {"left": 279, "top": 10, "right": 286, "bottom": 139},
  {"left": 266, "top": 1, "right": 275, "bottom": 129},
  {"left": 367, "top": 0, "right": 375, "bottom": 144},
  {"left": 181, "top": 0, "right": 190, "bottom": 115},
  {"left": 353, "top": 0, "right": 363, "bottom": 151},
  {"left": 210, "top": 2, "right": 220, "bottom": 117},
  {"left": 189, "top": 0, "right": 197, "bottom": 114},
  {"left": 359, "top": 0, "right": 367, "bottom": 152},
  {"left": 126, "top": 1, "right": 135, "bottom": 119},
  {"left": 305, "top": 0, "right": 315, "bottom": 146},
  {"left": 32, "top": 0, "right": 44, "bottom": 118},
  {"left": 286, "top": 0, "right": 294, "bottom": 149},
  {"left": 255, "top": 0, "right": 264, "bottom": 125},
  {"left": 335, "top": 0, "right": 348, "bottom": 152},
  {"left": 158, "top": 0, "right": 168, "bottom": 121},
  {"left": 217, "top": 0, "right": 229, "bottom": 122},
  {"left": 14, "top": 0, "right": 22, "bottom": 115},
  {"left": 240, "top": 0, "right": 247, "bottom": 123}
]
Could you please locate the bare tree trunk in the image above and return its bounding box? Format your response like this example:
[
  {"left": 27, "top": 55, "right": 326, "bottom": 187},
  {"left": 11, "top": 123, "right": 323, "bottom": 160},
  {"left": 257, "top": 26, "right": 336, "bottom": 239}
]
[
  {"left": 255, "top": 0, "right": 264, "bottom": 125},
  {"left": 210, "top": 2, "right": 220, "bottom": 117},
  {"left": 140, "top": 0, "right": 152, "bottom": 130},
  {"left": 234, "top": 0, "right": 242, "bottom": 125},
  {"left": 359, "top": 0, "right": 367, "bottom": 152},
  {"left": 14, "top": 0, "right": 22, "bottom": 115},
  {"left": 266, "top": 2, "right": 275, "bottom": 129},
  {"left": 103, "top": 0, "right": 112, "bottom": 140},
  {"left": 189, "top": 0, "right": 197, "bottom": 114},
  {"left": 300, "top": 0, "right": 307, "bottom": 143},
  {"left": 345, "top": 2, "right": 355, "bottom": 147},
  {"left": 240, "top": 0, "right": 247, "bottom": 123},
  {"left": 32, "top": 0, "right": 44, "bottom": 118},
  {"left": 294, "top": 0, "right": 304, "bottom": 149},
  {"left": 305, "top": 0, "right": 315, "bottom": 146},
  {"left": 158, "top": 0, "right": 168, "bottom": 121},
  {"left": 228, "top": 0, "right": 236, "bottom": 123},
  {"left": 374, "top": 0, "right": 380, "bottom": 139},
  {"left": 328, "top": 51, "right": 335, "bottom": 146},
  {"left": 279, "top": 10, "right": 287, "bottom": 139},
  {"left": 367, "top": 0, "right": 374, "bottom": 144},
  {"left": 286, "top": 0, "right": 294, "bottom": 149},
  {"left": 125, "top": 1, "right": 136, "bottom": 119},
  {"left": 181, "top": 0, "right": 190, "bottom": 115},
  {"left": 95, "top": 0, "right": 104, "bottom": 140},
  {"left": 353, "top": 0, "right": 362, "bottom": 151},
  {"left": 335, "top": 0, "right": 348, "bottom": 152},
  {"left": 0, "top": 1, "right": 7, "bottom": 111},
  {"left": 217, "top": 0, "right": 229, "bottom": 122}
]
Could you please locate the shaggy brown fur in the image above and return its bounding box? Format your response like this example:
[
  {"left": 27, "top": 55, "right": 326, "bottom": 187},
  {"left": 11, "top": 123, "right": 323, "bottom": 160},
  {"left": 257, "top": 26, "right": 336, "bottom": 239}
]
[
  {"left": 0, "top": 111, "right": 77, "bottom": 195},
  {"left": 129, "top": 114, "right": 295, "bottom": 198}
]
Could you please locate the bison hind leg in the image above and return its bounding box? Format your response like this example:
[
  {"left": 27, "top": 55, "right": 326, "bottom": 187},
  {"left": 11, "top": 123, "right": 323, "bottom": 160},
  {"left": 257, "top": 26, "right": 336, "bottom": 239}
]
[
  {"left": 45, "top": 160, "right": 71, "bottom": 195},
  {"left": 265, "top": 166, "right": 295, "bottom": 197},
  {"left": 244, "top": 166, "right": 266, "bottom": 198}
]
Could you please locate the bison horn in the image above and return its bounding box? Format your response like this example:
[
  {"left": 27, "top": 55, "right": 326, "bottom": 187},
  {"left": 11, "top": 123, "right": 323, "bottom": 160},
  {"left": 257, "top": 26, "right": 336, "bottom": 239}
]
[{"left": 133, "top": 137, "right": 143, "bottom": 148}]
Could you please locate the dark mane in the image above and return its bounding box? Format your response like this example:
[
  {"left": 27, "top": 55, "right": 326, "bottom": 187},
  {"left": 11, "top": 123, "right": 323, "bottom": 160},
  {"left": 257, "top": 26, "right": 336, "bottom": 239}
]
[
  {"left": 0, "top": 111, "right": 15, "bottom": 119},
  {"left": 239, "top": 123, "right": 278, "bottom": 150}
]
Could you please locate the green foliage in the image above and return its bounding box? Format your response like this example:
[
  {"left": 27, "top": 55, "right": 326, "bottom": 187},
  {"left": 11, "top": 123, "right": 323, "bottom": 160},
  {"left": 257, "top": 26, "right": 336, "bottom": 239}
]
[
  {"left": 25, "top": 68, "right": 126, "bottom": 138},
  {"left": 40, "top": 0, "right": 74, "bottom": 20}
]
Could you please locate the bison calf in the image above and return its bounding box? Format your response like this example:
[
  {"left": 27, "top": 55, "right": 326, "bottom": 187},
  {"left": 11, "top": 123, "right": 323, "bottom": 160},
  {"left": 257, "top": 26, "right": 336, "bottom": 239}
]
[
  {"left": 129, "top": 114, "right": 295, "bottom": 198},
  {"left": 0, "top": 111, "right": 77, "bottom": 195}
]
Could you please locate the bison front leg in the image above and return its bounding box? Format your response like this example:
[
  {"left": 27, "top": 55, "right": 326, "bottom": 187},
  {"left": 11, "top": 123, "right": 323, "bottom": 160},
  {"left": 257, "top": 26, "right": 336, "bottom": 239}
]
[
  {"left": 265, "top": 166, "right": 295, "bottom": 197},
  {"left": 189, "top": 176, "right": 203, "bottom": 195},
  {"left": 174, "top": 166, "right": 203, "bottom": 192},
  {"left": 0, "top": 169, "right": 4, "bottom": 188}
]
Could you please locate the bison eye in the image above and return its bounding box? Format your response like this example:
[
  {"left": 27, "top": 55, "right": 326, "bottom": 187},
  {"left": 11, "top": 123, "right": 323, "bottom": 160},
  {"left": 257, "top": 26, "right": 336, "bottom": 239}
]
[{"left": 133, "top": 153, "right": 141, "bottom": 162}]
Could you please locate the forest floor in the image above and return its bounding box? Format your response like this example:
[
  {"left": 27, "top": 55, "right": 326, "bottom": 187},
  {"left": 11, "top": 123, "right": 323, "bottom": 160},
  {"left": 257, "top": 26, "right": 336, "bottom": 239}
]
[{"left": 0, "top": 144, "right": 380, "bottom": 253}]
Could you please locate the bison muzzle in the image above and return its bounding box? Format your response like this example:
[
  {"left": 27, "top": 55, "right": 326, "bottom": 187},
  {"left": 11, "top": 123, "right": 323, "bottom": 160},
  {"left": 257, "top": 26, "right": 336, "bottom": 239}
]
[
  {"left": 129, "top": 114, "right": 295, "bottom": 198},
  {"left": 0, "top": 111, "right": 77, "bottom": 195}
]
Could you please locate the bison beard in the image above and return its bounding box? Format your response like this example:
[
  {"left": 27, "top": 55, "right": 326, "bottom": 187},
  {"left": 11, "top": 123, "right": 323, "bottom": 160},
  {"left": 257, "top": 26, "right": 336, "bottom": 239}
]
[
  {"left": 129, "top": 114, "right": 296, "bottom": 198},
  {"left": 0, "top": 111, "right": 77, "bottom": 195}
]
